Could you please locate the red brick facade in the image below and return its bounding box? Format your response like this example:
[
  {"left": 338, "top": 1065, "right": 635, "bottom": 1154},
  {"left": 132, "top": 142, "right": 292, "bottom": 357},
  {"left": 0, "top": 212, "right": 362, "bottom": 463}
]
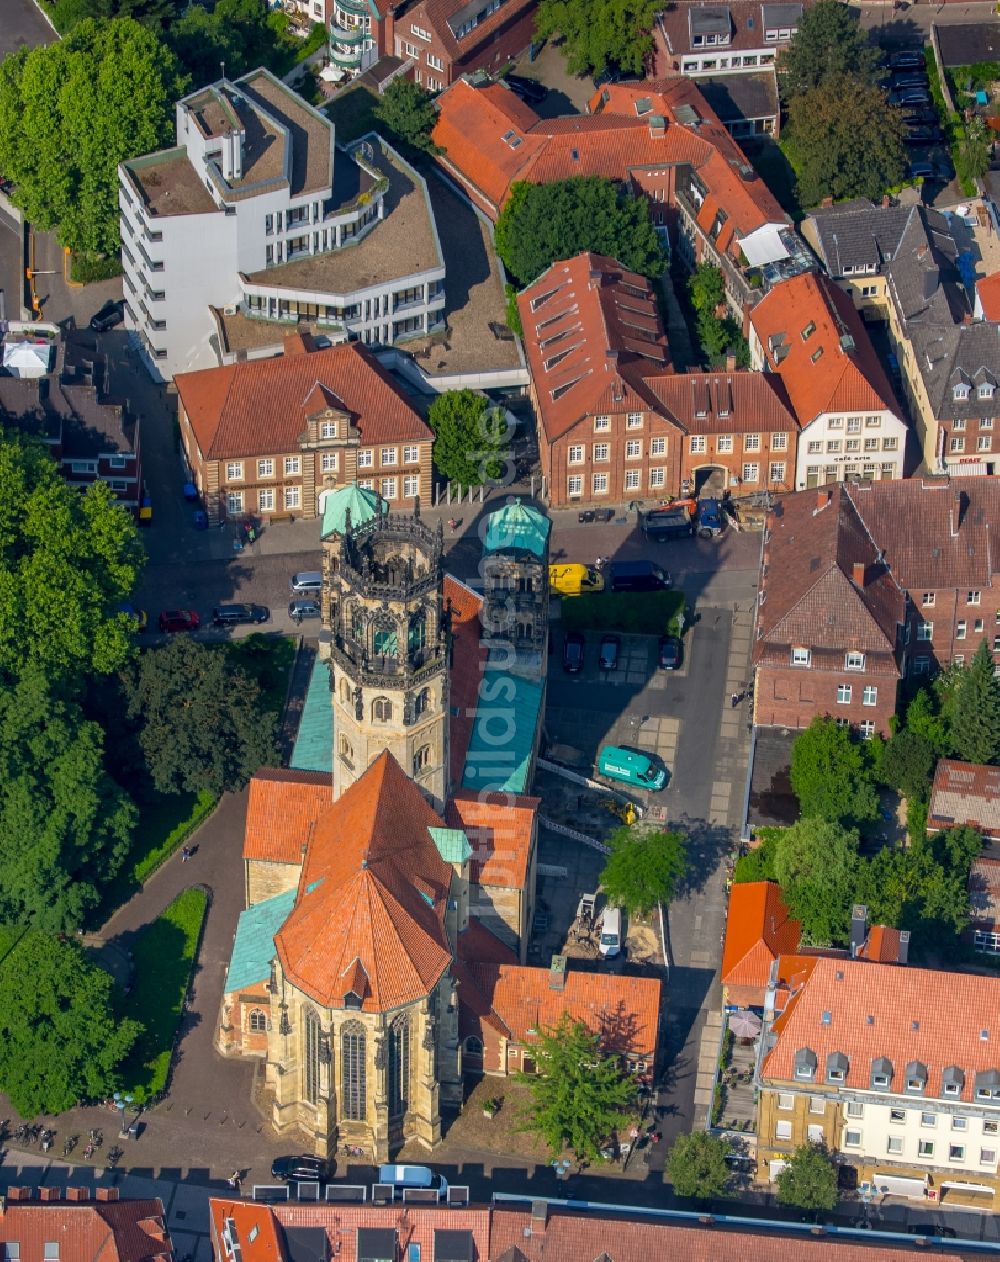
[
  {"left": 395, "top": 0, "right": 536, "bottom": 91},
  {"left": 754, "top": 657, "right": 900, "bottom": 736}
]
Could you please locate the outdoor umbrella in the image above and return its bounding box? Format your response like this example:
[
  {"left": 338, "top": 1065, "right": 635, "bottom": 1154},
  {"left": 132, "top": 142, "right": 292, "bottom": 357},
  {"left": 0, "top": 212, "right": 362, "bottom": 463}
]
[{"left": 729, "top": 1009, "right": 762, "bottom": 1038}]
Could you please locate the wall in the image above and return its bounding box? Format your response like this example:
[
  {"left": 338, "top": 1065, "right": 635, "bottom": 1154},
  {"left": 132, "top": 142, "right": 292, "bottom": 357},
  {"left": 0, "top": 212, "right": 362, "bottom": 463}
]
[
  {"left": 546, "top": 409, "right": 682, "bottom": 509},
  {"left": 908, "top": 584, "right": 1000, "bottom": 679},
  {"left": 794, "top": 409, "right": 907, "bottom": 490},
  {"left": 246, "top": 857, "right": 302, "bottom": 907},
  {"left": 754, "top": 661, "right": 899, "bottom": 736}
]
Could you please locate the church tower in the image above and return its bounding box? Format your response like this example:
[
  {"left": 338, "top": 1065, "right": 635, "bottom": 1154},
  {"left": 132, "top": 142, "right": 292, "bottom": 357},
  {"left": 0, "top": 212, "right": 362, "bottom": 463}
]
[
  {"left": 481, "top": 498, "right": 551, "bottom": 683},
  {"left": 323, "top": 502, "right": 450, "bottom": 809}
]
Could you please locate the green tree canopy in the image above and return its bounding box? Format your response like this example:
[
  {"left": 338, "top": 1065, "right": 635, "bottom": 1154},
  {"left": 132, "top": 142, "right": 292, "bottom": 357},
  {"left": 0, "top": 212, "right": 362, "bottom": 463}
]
[
  {"left": 0, "top": 928, "right": 141, "bottom": 1116},
  {"left": 904, "top": 685, "right": 953, "bottom": 757},
  {"left": 950, "top": 641, "right": 1000, "bottom": 764},
  {"left": 958, "top": 117, "right": 992, "bottom": 187},
  {"left": 790, "top": 716, "right": 879, "bottom": 825},
  {"left": 785, "top": 74, "right": 906, "bottom": 208},
  {"left": 667, "top": 1130, "right": 733, "bottom": 1200},
  {"left": 772, "top": 818, "right": 860, "bottom": 945},
  {"left": 0, "top": 18, "right": 187, "bottom": 256},
  {"left": 880, "top": 729, "right": 936, "bottom": 802},
  {"left": 0, "top": 434, "right": 143, "bottom": 685},
  {"left": 374, "top": 78, "right": 439, "bottom": 150},
  {"left": 428, "top": 389, "right": 507, "bottom": 487},
  {"left": 123, "top": 637, "right": 278, "bottom": 797},
  {"left": 778, "top": 0, "right": 882, "bottom": 99},
  {"left": 495, "top": 177, "right": 666, "bottom": 287},
  {"left": 0, "top": 669, "right": 135, "bottom": 931},
  {"left": 534, "top": 0, "right": 658, "bottom": 76},
  {"left": 518, "top": 1013, "right": 636, "bottom": 1161},
  {"left": 688, "top": 262, "right": 726, "bottom": 314},
  {"left": 775, "top": 1143, "right": 839, "bottom": 1213},
  {"left": 599, "top": 825, "right": 687, "bottom": 918}
]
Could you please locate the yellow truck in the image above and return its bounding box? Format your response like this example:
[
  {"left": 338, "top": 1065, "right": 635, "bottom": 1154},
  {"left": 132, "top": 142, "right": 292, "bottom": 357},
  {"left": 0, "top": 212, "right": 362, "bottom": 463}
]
[{"left": 548, "top": 563, "right": 605, "bottom": 597}]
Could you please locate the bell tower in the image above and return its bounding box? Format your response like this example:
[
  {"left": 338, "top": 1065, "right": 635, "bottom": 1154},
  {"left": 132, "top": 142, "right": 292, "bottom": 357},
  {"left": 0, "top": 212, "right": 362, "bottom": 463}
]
[{"left": 324, "top": 506, "right": 450, "bottom": 809}]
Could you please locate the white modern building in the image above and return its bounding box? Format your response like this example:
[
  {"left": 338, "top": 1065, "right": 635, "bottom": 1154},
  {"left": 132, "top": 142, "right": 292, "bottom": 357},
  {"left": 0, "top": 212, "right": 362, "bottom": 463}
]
[{"left": 119, "top": 68, "right": 445, "bottom": 382}]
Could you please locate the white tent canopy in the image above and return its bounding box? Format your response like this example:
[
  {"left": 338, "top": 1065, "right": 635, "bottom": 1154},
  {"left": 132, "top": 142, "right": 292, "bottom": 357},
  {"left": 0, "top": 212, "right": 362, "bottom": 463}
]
[
  {"left": 2, "top": 339, "right": 53, "bottom": 378},
  {"left": 740, "top": 223, "right": 792, "bottom": 268}
]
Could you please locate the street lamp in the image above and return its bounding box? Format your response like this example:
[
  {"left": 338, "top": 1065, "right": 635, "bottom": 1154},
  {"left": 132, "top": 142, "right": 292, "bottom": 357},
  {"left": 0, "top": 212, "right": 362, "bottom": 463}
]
[{"left": 113, "top": 1091, "right": 134, "bottom": 1138}]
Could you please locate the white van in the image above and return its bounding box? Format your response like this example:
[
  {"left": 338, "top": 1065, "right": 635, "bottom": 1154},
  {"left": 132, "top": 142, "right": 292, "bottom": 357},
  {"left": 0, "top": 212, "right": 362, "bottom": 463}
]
[
  {"left": 377, "top": 1164, "right": 448, "bottom": 1200},
  {"left": 290, "top": 570, "right": 323, "bottom": 594},
  {"left": 598, "top": 907, "right": 622, "bottom": 958}
]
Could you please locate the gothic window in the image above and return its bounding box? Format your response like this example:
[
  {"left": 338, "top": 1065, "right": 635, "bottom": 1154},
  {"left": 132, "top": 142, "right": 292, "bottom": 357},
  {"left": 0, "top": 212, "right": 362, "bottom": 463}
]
[
  {"left": 413, "top": 745, "right": 431, "bottom": 775},
  {"left": 388, "top": 1016, "right": 410, "bottom": 1117},
  {"left": 518, "top": 574, "right": 534, "bottom": 594},
  {"left": 372, "top": 611, "right": 398, "bottom": 657},
  {"left": 339, "top": 677, "right": 352, "bottom": 705},
  {"left": 464, "top": 1036, "right": 483, "bottom": 1056},
  {"left": 372, "top": 696, "right": 393, "bottom": 723},
  {"left": 304, "top": 1008, "right": 321, "bottom": 1106},
  {"left": 414, "top": 687, "right": 431, "bottom": 718},
  {"left": 339, "top": 734, "right": 354, "bottom": 763},
  {"left": 341, "top": 1020, "right": 367, "bottom": 1121},
  {"left": 408, "top": 612, "right": 427, "bottom": 653},
  {"left": 249, "top": 1009, "right": 268, "bottom": 1033},
  {"left": 351, "top": 607, "right": 365, "bottom": 644}
]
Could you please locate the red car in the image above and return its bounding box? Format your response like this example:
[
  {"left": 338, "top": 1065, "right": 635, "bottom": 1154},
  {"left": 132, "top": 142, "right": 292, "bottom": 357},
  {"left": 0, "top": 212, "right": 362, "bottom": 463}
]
[{"left": 158, "top": 609, "right": 200, "bottom": 633}]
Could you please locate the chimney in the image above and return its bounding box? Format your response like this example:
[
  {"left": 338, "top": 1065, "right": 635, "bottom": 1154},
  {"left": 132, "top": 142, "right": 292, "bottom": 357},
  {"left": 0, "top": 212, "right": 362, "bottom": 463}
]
[
  {"left": 881, "top": 195, "right": 891, "bottom": 209},
  {"left": 850, "top": 904, "right": 868, "bottom": 958},
  {"left": 821, "top": 196, "right": 834, "bottom": 208},
  {"left": 725, "top": 353, "right": 737, "bottom": 371},
  {"left": 963, "top": 313, "right": 973, "bottom": 325},
  {"left": 549, "top": 954, "right": 567, "bottom": 992},
  {"left": 38, "top": 1188, "right": 60, "bottom": 1203},
  {"left": 96, "top": 1188, "right": 119, "bottom": 1202},
  {"left": 898, "top": 930, "right": 911, "bottom": 965},
  {"left": 815, "top": 489, "right": 831, "bottom": 511},
  {"left": 6, "top": 1189, "right": 29, "bottom": 1203},
  {"left": 852, "top": 561, "right": 866, "bottom": 587},
  {"left": 65, "top": 1188, "right": 90, "bottom": 1203},
  {"left": 530, "top": 1201, "right": 549, "bottom": 1232}
]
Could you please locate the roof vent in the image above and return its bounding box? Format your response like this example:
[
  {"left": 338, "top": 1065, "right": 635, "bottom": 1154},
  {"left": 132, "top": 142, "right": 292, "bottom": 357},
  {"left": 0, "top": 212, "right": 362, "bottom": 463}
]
[
  {"left": 839, "top": 334, "right": 856, "bottom": 353},
  {"left": 912, "top": 1021, "right": 920, "bottom": 1031},
  {"left": 983, "top": 1029, "right": 990, "bottom": 1041},
  {"left": 866, "top": 1015, "right": 875, "bottom": 1025},
  {"left": 821, "top": 1010, "right": 832, "bottom": 1025},
  {"left": 835, "top": 970, "right": 844, "bottom": 981}
]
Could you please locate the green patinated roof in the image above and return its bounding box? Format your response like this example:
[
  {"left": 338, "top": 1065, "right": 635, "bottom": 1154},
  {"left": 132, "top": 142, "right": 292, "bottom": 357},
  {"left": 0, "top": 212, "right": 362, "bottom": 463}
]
[
  {"left": 428, "top": 826, "right": 473, "bottom": 865},
  {"left": 484, "top": 498, "right": 550, "bottom": 558},
  {"left": 290, "top": 659, "right": 333, "bottom": 774},
  {"left": 225, "top": 888, "right": 296, "bottom": 994},
  {"left": 320, "top": 482, "right": 387, "bottom": 539},
  {"left": 461, "top": 658, "right": 543, "bottom": 795}
]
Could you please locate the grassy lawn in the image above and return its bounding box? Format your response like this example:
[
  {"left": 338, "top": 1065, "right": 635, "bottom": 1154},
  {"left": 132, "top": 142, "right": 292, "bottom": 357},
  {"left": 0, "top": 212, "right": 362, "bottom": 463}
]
[
  {"left": 324, "top": 86, "right": 381, "bottom": 143},
  {"left": 561, "top": 590, "right": 685, "bottom": 635},
  {"left": 121, "top": 888, "right": 208, "bottom": 1103},
  {"left": 224, "top": 633, "right": 296, "bottom": 717}
]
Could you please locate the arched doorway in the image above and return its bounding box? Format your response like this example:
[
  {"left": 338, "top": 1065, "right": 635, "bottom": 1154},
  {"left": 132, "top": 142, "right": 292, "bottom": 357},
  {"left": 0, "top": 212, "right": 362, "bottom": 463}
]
[{"left": 694, "top": 466, "right": 727, "bottom": 498}]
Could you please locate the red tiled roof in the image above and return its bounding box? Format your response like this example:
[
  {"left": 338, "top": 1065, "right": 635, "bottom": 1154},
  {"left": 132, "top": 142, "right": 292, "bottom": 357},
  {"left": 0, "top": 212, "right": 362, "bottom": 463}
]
[
  {"left": 244, "top": 768, "right": 332, "bottom": 864},
  {"left": 977, "top": 271, "right": 1000, "bottom": 322},
  {"left": 468, "top": 963, "right": 661, "bottom": 1058},
  {"left": 641, "top": 369, "right": 798, "bottom": 435},
  {"left": 446, "top": 790, "right": 538, "bottom": 887},
  {"left": 750, "top": 271, "right": 900, "bottom": 425},
  {"left": 856, "top": 924, "right": 903, "bottom": 963},
  {"left": 518, "top": 252, "right": 673, "bottom": 444},
  {"left": 764, "top": 954, "right": 1000, "bottom": 1099},
  {"left": 444, "top": 574, "right": 486, "bottom": 788},
  {"left": 274, "top": 752, "right": 453, "bottom": 1011},
  {"left": 434, "top": 76, "right": 786, "bottom": 239},
  {"left": 754, "top": 484, "right": 905, "bottom": 661},
  {"left": 0, "top": 1199, "right": 171, "bottom": 1262},
  {"left": 930, "top": 758, "right": 1000, "bottom": 838},
  {"left": 406, "top": 0, "right": 536, "bottom": 63},
  {"left": 175, "top": 337, "right": 430, "bottom": 460},
  {"left": 722, "top": 881, "right": 801, "bottom": 1004}
]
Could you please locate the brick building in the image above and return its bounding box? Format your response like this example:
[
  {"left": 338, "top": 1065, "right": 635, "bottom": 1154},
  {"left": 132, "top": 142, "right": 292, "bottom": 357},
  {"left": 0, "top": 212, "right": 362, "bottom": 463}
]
[
  {"left": 0, "top": 1188, "right": 171, "bottom": 1262},
  {"left": 749, "top": 270, "right": 908, "bottom": 489},
  {"left": 518, "top": 252, "right": 798, "bottom": 507},
  {"left": 392, "top": 0, "right": 536, "bottom": 91},
  {"left": 929, "top": 759, "right": 1000, "bottom": 842},
  {"left": 754, "top": 476, "right": 1000, "bottom": 734},
  {"left": 175, "top": 331, "right": 432, "bottom": 524}
]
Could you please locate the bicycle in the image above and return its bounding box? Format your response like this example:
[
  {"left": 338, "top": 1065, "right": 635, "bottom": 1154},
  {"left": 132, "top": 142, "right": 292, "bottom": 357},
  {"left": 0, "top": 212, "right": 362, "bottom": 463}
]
[{"left": 62, "top": 1136, "right": 78, "bottom": 1157}]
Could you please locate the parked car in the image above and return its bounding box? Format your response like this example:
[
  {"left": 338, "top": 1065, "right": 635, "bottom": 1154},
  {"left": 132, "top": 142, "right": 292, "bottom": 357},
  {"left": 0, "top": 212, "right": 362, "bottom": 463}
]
[
  {"left": 902, "top": 107, "right": 937, "bottom": 124},
  {"left": 505, "top": 73, "right": 547, "bottom": 104},
  {"left": 908, "top": 159, "right": 936, "bottom": 180},
  {"left": 562, "top": 630, "right": 585, "bottom": 673},
  {"left": 90, "top": 299, "right": 124, "bottom": 332},
  {"left": 905, "top": 126, "right": 942, "bottom": 146},
  {"left": 290, "top": 570, "right": 323, "bottom": 594},
  {"left": 598, "top": 634, "right": 620, "bottom": 670},
  {"left": 158, "top": 609, "right": 200, "bottom": 633},
  {"left": 696, "top": 498, "right": 726, "bottom": 538},
  {"left": 212, "top": 603, "right": 270, "bottom": 627},
  {"left": 890, "top": 88, "right": 930, "bottom": 106},
  {"left": 289, "top": 599, "right": 321, "bottom": 623},
  {"left": 658, "top": 634, "right": 683, "bottom": 670},
  {"left": 117, "top": 602, "right": 148, "bottom": 631},
  {"left": 890, "top": 72, "right": 927, "bottom": 89},
  {"left": 890, "top": 49, "right": 925, "bottom": 69},
  {"left": 271, "top": 1155, "right": 329, "bottom": 1183}
]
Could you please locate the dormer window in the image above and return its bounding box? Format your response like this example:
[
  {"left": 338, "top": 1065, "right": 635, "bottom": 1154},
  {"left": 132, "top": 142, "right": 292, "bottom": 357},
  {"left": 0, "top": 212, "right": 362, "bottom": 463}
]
[
  {"left": 975, "top": 1069, "right": 1000, "bottom": 1100},
  {"left": 980, "top": 383, "right": 995, "bottom": 399},
  {"left": 954, "top": 383, "right": 971, "bottom": 401},
  {"left": 344, "top": 989, "right": 362, "bottom": 1010},
  {"left": 845, "top": 651, "right": 865, "bottom": 671},
  {"left": 827, "top": 1051, "right": 849, "bottom": 1084},
  {"left": 906, "top": 1060, "right": 928, "bottom": 1094},
  {"left": 942, "top": 1066, "right": 965, "bottom": 1098},
  {"left": 795, "top": 1047, "right": 818, "bottom": 1080},
  {"left": 792, "top": 646, "right": 811, "bottom": 666},
  {"left": 871, "top": 1056, "right": 893, "bottom": 1090}
]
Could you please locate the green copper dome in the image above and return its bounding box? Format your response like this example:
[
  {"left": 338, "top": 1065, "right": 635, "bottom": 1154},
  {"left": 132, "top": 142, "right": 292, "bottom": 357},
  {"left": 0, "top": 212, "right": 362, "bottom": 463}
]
[
  {"left": 320, "top": 482, "right": 387, "bottom": 539},
  {"left": 483, "top": 498, "right": 551, "bottom": 557}
]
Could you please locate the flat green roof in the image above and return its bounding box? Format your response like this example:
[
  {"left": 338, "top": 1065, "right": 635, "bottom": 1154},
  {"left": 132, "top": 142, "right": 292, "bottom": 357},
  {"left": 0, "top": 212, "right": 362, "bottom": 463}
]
[
  {"left": 225, "top": 888, "right": 296, "bottom": 994},
  {"left": 290, "top": 658, "right": 333, "bottom": 774},
  {"left": 460, "top": 660, "right": 543, "bottom": 795},
  {"left": 428, "top": 826, "right": 472, "bottom": 864}
]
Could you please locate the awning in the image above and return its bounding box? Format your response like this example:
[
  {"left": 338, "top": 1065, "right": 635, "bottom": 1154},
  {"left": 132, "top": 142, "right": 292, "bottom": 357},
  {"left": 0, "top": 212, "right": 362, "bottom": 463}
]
[
  {"left": 740, "top": 224, "right": 791, "bottom": 267},
  {"left": 872, "top": 1173, "right": 926, "bottom": 1199}
]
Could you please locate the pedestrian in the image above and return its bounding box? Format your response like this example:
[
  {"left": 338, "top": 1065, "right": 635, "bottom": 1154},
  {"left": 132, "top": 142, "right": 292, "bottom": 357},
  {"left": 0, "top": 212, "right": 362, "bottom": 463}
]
[
  {"left": 730, "top": 692, "right": 740, "bottom": 708},
  {"left": 447, "top": 516, "right": 457, "bottom": 532},
  {"left": 181, "top": 845, "right": 191, "bottom": 862},
  {"left": 229, "top": 1170, "right": 241, "bottom": 1191}
]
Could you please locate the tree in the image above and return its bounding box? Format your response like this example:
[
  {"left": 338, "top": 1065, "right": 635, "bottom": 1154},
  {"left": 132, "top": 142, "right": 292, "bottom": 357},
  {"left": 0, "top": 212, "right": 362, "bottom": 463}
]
[
  {"left": 880, "top": 729, "right": 936, "bottom": 802},
  {"left": 374, "top": 78, "right": 438, "bottom": 151},
  {"left": 775, "top": 1143, "right": 839, "bottom": 1214},
  {"left": 534, "top": 0, "right": 659, "bottom": 77},
  {"left": 428, "top": 389, "right": 507, "bottom": 487},
  {"left": 0, "top": 435, "right": 143, "bottom": 685},
  {"left": 790, "top": 717, "right": 879, "bottom": 825},
  {"left": 904, "top": 686, "right": 952, "bottom": 757},
  {"left": 0, "top": 18, "right": 186, "bottom": 256},
  {"left": 168, "top": 0, "right": 280, "bottom": 84},
  {"left": 688, "top": 262, "right": 725, "bottom": 314},
  {"left": 957, "top": 117, "right": 992, "bottom": 187},
  {"left": 667, "top": 1131, "right": 733, "bottom": 1200},
  {"left": 494, "top": 177, "right": 666, "bottom": 287},
  {"left": 950, "top": 641, "right": 1000, "bottom": 764},
  {"left": 518, "top": 1013, "right": 636, "bottom": 1161},
  {"left": 0, "top": 929, "right": 141, "bottom": 1116},
  {"left": 599, "top": 825, "right": 687, "bottom": 918},
  {"left": 0, "top": 668, "right": 135, "bottom": 931},
  {"left": 772, "top": 818, "right": 859, "bottom": 945},
  {"left": 778, "top": 0, "right": 882, "bottom": 100},
  {"left": 123, "top": 637, "right": 279, "bottom": 796},
  {"left": 785, "top": 75, "right": 906, "bottom": 208}
]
